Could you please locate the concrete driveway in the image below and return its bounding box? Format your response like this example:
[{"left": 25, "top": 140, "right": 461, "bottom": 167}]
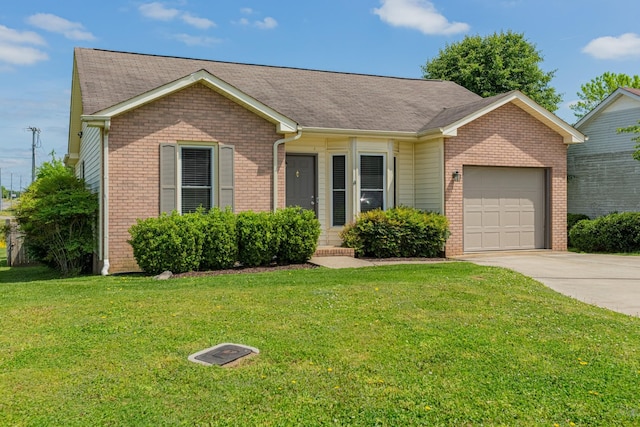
[{"left": 457, "top": 251, "right": 640, "bottom": 317}]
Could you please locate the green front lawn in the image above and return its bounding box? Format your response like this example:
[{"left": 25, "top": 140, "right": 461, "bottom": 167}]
[{"left": 1, "top": 260, "right": 638, "bottom": 426}]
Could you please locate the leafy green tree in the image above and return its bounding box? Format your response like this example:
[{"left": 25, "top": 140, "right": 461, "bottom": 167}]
[
  {"left": 422, "top": 30, "right": 562, "bottom": 112},
  {"left": 617, "top": 122, "right": 640, "bottom": 161},
  {"left": 571, "top": 72, "right": 640, "bottom": 119},
  {"left": 14, "top": 157, "right": 98, "bottom": 275}
]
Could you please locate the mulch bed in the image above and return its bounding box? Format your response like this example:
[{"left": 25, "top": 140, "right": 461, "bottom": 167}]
[{"left": 171, "top": 257, "right": 448, "bottom": 279}]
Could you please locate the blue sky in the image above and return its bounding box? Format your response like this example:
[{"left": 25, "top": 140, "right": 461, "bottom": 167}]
[{"left": 1, "top": 0, "right": 640, "bottom": 192}]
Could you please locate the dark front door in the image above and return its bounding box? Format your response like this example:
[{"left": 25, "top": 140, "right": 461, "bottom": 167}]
[{"left": 286, "top": 154, "right": 317, "bottom": 213}]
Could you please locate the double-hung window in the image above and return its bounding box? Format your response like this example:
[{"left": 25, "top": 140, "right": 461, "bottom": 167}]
[
  {"left": 360, "top": 154, "right": 385, "bottom": 212},
  {"left": 331, "top": 155, "right": 347, "bottom": 226},
  {"left": 181, "top": 147, "right": 213, "bottom": 213}
]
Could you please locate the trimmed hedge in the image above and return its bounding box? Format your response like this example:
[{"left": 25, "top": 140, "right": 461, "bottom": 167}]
[
  {"left": 569, "top": 212, "right": 640, "bottom": 253},
  {"left": 200, "top": 208, "right": 237, "bottom": 271},
  {"left": 128, "top": 212, "right": 205, "bottom": 275},
  {"left": 340, "top": 206, "right": 450, "bottom": 258},
  {"left": 236, "top": 211, "right": 279, "bottom": 267},
  {"left": 275, "top": 207, "right": 321, "bottom": 265},
  {"left": 128, "top": 207, "right": 320, "bottom": 274}
]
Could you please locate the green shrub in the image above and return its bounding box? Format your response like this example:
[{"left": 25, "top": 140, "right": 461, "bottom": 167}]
[
  {"left": 14, "top": 158, "right": 97, "bottom": 276},
  {"left": 236, "top": 211, "right": 279, "bottom": 267},
  {"left": 128, "top": 212, "right": 204, "bottom": 274},
  {"left": 275, "top": 207, "right": 321, "bottom": 264},
  {"left": 569, "top": 212, "right": 640, "bottom": 253},
  {"left": 567, "top": 213, "right": 590, "bottom": 233},
  {"left": 200, "top": 208, "right": 238, "bottom": 270},
  {"left": 567, "top": 213, "right": 590, "bottom": 248},
  {"left": 340, "top": 207, "right": 450, "bottom": 258}
]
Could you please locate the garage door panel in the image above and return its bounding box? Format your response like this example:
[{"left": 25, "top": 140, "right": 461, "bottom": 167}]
[{"left": 464, "top": 166, "right": 545, "bottom": 252}]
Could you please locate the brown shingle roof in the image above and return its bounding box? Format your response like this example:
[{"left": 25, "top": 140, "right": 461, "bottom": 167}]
[{"left": 74, "top": 48, "right": 483, "bottom": 133}]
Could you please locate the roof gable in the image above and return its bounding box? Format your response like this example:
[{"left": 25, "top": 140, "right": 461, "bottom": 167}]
[
  {"left": 576, "top": 87, "right": 640, "bottom": 129},
  {"left": 85, "top": 69, "right": 297, "bottom": 133},
  {"left": 421, "top": 91, "right": 584, "bottom": 144}
]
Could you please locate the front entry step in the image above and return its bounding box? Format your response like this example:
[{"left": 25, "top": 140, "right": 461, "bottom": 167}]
[{"left": 313, "top": 246, "right": 355, "bottom": 257}]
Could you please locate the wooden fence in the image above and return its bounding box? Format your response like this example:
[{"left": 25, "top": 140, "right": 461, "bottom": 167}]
[{"left": 5, "top": 219, "right": 32, "bottom": 267}]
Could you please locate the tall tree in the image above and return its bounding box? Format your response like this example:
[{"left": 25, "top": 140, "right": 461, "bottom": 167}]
[
  {"left": 422, "top": 30, "right": 562, "bottom": 112},
  {"left": 571, "top": 72, "right": 640, "bottom": 120}
]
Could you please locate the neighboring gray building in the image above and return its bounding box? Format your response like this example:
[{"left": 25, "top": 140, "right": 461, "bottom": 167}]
[{"left": 568, "top": 87, "right": 640, "bottom": 218}]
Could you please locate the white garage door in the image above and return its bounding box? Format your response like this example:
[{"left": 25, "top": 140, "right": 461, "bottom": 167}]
[{"left": 464, "top": 166, "right": 546, "bottom": 252}]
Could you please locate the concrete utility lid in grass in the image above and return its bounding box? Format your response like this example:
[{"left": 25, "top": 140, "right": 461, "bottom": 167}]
[{"left": 188, "top": 343, "right": 259, "bottom": 367}]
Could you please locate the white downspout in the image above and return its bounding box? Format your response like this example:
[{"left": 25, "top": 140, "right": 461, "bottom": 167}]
[
  {"left": 101, "top": 120, "right": 111, "bottom": 276},
  {"left": 272, "top": 129, "right": 302, "bottom": 211}
]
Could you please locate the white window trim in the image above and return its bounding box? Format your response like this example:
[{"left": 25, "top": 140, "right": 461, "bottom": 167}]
[
  {"left": 330, "top": 153, "right": 348, "bottom": 227},
  {"left": 358, "top": 153, "right": 387, "bottom": 214},
  {"left": 177, "top": 144, "right": 216, "bottom": 214}
]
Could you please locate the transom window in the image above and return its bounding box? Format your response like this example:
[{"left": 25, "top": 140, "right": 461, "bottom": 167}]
[
  {"left": 360, "top": 154, "right": 385, "bottom": 212},
  {"left": 181, "top": 147, "right": 213, "bottom": 213}
]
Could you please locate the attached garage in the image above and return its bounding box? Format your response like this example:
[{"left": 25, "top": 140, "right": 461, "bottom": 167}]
[{"left": 463, "top": 166, "right": 547, "bottom": 252}]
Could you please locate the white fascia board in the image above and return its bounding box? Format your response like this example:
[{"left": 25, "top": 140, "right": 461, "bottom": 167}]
[
  {"left": 89, "top": 70, "right": 298, "bottom": 133},
  {"left": 301, "top": 126, "right": 418, "bottom": 140},
  {"left": 436, "top": 92, "right": 585, "bottom": 144}
]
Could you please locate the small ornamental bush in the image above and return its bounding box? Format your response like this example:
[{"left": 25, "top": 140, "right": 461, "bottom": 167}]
[
  {"left": 567, "top": 213, "right": 590, "bottom": 233},
  {"left": 236, "top": 211, "right": 280, "bottom": 267},
  {"left": 200, "top": 208, "right": 238, "bottom": 271},
  {"left": 340, "top": 206, "right": 450, "bottom": 258},
  {"left": 14, "top": 158, "right": 98, "bottom": 276},
  {"left": 569, "top": 212, "right": 640, "bottom": 253},
  {"left": 567, "top": 213, "right": 590, "bottom": 248},
  {"left": 275, "top": 207, "right": 321, "bottom": 265},
  {"left": 128, "top": 212, "right": 204, "bottom": 275}
]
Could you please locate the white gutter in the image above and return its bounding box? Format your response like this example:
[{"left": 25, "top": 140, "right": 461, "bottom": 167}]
[
  {"left": 272, "top": 129, "right": 303, "bottom": 211},
  {"left": 100, "top": 120, "right": 111, "bottom": 276}
]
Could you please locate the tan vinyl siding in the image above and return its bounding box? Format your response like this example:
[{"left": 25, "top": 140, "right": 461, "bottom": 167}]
[
  {"left": 397, "top": 141, "right": 414, "bottom": 207},
  {"left": 77, "top": 124, "right": 101, "bottom": 193},
  {"left": 415, "top": 139, "right": 444, "bottom": 213}
]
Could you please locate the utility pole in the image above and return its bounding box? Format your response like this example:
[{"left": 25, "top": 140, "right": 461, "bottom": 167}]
[{"left": 27, "top": 126, "right": 40, "bottom": 183}]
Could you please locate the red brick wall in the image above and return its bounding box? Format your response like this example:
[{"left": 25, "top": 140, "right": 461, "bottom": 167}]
[
  {"left": 444, "top": 103, "right": 568, "bottom": 256},
  {"left": 107, "top": 83, "right": 283, "bottom": 272}
]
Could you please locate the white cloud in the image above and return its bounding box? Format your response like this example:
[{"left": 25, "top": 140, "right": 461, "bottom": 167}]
[
  {"left": 0, "top": 25, "right": 46, "bottom": 45},
  {"left": 181, "top": 13, "right": 216, "bottom": 29},
  {"left": 236, "top": 16, "right": 278, "bottom": 30},
  {"left": 582, "top": 33, "right": 640, "bottom": 60},
  {"left": 139, "top": 2, "right": 216, "bottom": 30},
  {"left": 0, "top": 43, "right": 48, "bottom": 66},
  {"left": 27, "top": 13, "right": 95, "bottom": 41},
  {"left": 171, "top": 33, "right": 221, "bottom": 46},
  {"left": 0, "top": 25, "right": 48, "bottom": 67},
  {"left": 139, "top": 2, "right": 180, "bottom": 21},
  {"left": 373, "top": 0, "right": 469, "bottom": 36},
  {"left": 240, "top": 8, "right": 254, "bottom": 15},
  {"left": 254, "top": 17, "right": 278, "bottom": 30}
]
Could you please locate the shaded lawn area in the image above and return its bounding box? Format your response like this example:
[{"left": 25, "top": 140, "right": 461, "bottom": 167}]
[{"left": 0, "top": 257, "right": 638, "bottom": 426}]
